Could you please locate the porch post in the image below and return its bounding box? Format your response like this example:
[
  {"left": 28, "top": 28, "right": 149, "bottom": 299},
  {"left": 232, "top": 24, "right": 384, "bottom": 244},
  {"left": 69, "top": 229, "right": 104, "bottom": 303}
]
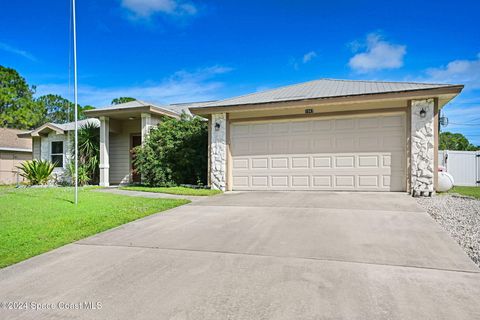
[
  {"left": 410, "top": 98, "right": 435, "bottom": 196},
  {"left": 99, "top": 116, "right": 110, "bottom": 187},
  {"left": 210, "top": 113, "right": 227, "bottom": 191},
  {"left": 141, "top": 113, "right": 152, "bottom": 144}
]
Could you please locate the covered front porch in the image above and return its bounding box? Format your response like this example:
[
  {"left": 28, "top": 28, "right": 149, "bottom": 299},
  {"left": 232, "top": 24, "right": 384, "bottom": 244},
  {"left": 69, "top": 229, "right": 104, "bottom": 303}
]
[{"left": 85, "top": 101, "right": 180, "bottom": 186}]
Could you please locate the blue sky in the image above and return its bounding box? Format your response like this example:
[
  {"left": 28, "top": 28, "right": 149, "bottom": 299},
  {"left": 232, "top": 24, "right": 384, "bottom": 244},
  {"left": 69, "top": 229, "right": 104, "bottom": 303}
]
[{"left": 1, "top": 0, "right": 479, "bottom": 144}]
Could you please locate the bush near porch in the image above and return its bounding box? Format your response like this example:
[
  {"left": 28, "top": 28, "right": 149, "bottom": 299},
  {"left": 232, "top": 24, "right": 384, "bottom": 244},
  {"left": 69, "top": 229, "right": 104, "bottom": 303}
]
[{"left": 133, "top": 114, "right": 208, "bottom": 187}]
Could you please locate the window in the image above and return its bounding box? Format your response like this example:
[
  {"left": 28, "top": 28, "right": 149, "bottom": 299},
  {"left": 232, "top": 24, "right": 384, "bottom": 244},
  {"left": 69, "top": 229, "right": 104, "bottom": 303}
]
[{"left": 51, "top": 141, "right": 64, "bottom": 167}]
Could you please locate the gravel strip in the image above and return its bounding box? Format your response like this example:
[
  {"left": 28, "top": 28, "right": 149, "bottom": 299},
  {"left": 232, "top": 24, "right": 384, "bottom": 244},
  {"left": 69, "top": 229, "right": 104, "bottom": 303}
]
[{"left": 417, "top": 194, "right": 480, "bottom": 268}]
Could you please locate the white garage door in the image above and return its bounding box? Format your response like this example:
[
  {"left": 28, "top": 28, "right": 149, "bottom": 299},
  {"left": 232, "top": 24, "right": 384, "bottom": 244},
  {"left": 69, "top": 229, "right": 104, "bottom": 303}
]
[{"left": 231, "top": 113, "right": 406, "bottom": 191}]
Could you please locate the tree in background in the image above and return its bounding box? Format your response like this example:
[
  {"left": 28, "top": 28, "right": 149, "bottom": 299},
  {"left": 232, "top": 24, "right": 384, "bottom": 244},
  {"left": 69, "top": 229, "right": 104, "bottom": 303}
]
[
  {"left": 0, "top": 65, "right": 42, "bottom": 129},
  {"left": 37, "top": 94, "right": 94, "bottom": 124},
  {"left": 111, "top": 97, "right": 135, "bottom": 105},
  {"left": 0, "top": 65, "right": 97, "bottom": 129},
  {"left": 439, "top": 131, "right": 479, "bottom": 151},
  {"left": 133, "top": 114, "right": 208, "bottom": 186}
]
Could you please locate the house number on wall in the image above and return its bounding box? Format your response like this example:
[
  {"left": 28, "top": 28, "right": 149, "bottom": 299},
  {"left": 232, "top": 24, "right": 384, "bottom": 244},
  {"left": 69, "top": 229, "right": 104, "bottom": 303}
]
[{"left": 305, "top": 108, "right": 313, "bottom": 114}]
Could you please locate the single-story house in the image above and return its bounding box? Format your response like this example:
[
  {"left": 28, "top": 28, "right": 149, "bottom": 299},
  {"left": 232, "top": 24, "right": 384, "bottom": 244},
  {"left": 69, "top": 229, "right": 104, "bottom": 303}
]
[
  {"left": 189, "top": 79, "right": 463, "bottom": 195},
  {"left": 20, "top": 79, "right": 463, "bottom": 195},
  {"left": 0, "top": 127, "right": 32, "bottom": 184}
]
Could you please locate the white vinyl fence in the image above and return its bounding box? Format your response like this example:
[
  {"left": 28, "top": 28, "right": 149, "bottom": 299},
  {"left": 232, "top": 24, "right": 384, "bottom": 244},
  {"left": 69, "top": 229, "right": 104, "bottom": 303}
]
[{"left": 438, "top": 150, "right": 480, "bottom": 186}]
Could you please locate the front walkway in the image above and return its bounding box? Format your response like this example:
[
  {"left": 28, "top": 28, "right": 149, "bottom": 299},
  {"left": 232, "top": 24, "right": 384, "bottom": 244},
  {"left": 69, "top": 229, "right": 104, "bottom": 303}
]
[{"left": 1, "top": 192, "right": 479, "bottom": 319}]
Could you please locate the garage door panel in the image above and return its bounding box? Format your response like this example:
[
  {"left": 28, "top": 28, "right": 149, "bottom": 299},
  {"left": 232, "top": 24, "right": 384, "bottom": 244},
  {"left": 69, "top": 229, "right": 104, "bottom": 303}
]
[
  {"left": 335, "top": 175, "right": 355, "bottom": 188},
  {"left": 291, "top": 157, "right": 309, "bottom": 168},
  {"left": 358, "top": 155, "right": 379, "bottom": 168},
  {"left": 292, "top": 176, "right": 309, "bottom": 187},
  {"left": 251, "top": 158, "right": 268, "bottom": 169},
  {"left": 252, "top": 176, "right": 268, "bottom": 187},
  {"left": 357, "top": 175, "right": 379, "bottom": 188},
  {"left": 271, "top": 175, "right": 289, "bottom": 187},
  {"left": 233, "top": 158, "right": 249, "bottom": 169},
  {"left": 312, "top": 175, "right": 332, "bottom": 187},
  {"left": 313, "top": 156, "right": 332, "bottom": 168},
  {"left": 271, "top": 157, "right": 289, "bottom": 169},
  {"left": 231, "top": 114, "right": 406, "bottom": 191}
]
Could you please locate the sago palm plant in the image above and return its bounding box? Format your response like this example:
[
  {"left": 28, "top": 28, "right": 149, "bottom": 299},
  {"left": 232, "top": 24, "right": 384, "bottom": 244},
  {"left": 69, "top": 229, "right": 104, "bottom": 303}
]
[
  {"left": 70, "top": 122, "right": 100, "bottom": 184},
  {"left": 17, "top": 160, "right": 55, "bottom": 185}
]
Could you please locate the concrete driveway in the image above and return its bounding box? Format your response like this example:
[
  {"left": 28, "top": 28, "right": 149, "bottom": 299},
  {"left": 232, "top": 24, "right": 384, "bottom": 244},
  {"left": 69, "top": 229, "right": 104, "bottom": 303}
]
[{"left": 1, "top": 191, "right": 479, "bottom": 320}]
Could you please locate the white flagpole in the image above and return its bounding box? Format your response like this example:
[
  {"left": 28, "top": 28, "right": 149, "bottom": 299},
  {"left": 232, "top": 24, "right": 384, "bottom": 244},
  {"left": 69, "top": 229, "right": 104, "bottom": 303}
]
[{"left": 72, "top": 0, "right": 78, "bottom": 204}]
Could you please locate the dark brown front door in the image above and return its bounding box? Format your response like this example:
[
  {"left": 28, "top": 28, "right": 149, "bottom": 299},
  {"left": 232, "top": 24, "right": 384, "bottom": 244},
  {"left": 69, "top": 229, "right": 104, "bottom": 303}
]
[{"left": 131, "top": 135, "right": 142, "bottom": 183}]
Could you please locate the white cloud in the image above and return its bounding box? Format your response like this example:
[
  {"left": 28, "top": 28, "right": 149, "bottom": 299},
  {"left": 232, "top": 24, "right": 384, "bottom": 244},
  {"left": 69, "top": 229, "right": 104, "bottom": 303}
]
[
  {"left": 302, "top": 51, "right": 317, "bottom": 63},
  {"left": 0, "top": 41, "right": 36, "bottom": 61},
  {"left": 36, "top": 65, "right": 232, "bottom": 107},
  {"left": 425, "top": 53, "right": 480, "bottom": 89},
  {"left": 121, "top": 0, "right": 197, "bottom": 19},
  {"left": 348, "top": 33, "right": 406, "bottom": 73}
]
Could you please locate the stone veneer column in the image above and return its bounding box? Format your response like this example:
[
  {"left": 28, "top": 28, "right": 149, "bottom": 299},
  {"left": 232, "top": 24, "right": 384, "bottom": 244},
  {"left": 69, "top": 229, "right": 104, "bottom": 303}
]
[
  {"left": 210, "top": 113, "right": 227, "bottom": 191},
  {"left": 411, "top": 99, "right": 435, "bottom": 196},
  {"left": 99, "top": 116, "right": 110, "bottom": 187}
]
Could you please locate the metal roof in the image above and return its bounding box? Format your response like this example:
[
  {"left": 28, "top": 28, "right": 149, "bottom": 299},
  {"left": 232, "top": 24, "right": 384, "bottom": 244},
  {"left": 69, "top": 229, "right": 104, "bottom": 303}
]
[
  {"left": 167, "top": 101, "right": 217, "bottom": 115},
  {"left": 55, "top": 118, "right": 100, "bottom": 131},
  {"left": 196, "top": 79, "right": 460, "bottom": 108},
  {"left": 95, "top": 100, "right": 181, "bottom": 116}
]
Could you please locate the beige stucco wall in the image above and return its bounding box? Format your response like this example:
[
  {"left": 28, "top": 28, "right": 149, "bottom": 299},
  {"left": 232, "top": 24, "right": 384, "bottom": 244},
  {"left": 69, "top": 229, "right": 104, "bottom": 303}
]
[{"left": 0, "top": 151, "right": 31, "bottom": 184}]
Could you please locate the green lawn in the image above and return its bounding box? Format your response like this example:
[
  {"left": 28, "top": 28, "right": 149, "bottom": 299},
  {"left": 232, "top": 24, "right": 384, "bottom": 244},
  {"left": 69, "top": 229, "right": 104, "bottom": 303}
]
[
  {"left": 0, "top": 187, "right": 189, "bottom": 268},
  {"left": 448, "top": 186, "right": 480, "bottom": 199},
  {"left": 120, "top": 186, "right": 223, "bottom": 196}
]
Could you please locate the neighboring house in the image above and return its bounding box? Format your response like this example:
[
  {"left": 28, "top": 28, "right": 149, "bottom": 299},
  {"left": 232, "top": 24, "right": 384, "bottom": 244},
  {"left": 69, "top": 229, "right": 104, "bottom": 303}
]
[
  {"left": 189, "top": 79, "right": 464, "bottom": 194},
  {"left": 19, "top": 119, "right": 100, "bottom": 182},
  {"left": 0, "top": 128, "right": 32, "bottom": 184}
]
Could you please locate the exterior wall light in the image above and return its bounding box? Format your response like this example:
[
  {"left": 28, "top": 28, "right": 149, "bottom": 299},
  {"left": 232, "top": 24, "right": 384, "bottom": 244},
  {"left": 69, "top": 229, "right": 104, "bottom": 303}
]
[
  {"left": 214, "top": 122, "right": 221, "bottom": 131},
  {"left": 419, "top": 108, "right": 427, "bottom": 118}
]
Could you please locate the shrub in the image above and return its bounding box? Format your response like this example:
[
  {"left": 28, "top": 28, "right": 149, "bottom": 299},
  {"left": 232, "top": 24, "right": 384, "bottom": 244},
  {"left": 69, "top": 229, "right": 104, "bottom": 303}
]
[
  {"left": 17, "top": 160, "right": 55, "bottom": 185},
  {"left": 133, "top": 113, "right": 208, "bottom": 186},
  {"left": 66, "top": 162, "right": 91, "bottom": 186}
]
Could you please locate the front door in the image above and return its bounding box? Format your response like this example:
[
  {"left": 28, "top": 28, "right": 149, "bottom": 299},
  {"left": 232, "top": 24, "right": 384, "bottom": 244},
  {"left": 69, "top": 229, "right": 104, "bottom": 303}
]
[{"left": 131, "top": 135, "right": 142, "bottom": 183}]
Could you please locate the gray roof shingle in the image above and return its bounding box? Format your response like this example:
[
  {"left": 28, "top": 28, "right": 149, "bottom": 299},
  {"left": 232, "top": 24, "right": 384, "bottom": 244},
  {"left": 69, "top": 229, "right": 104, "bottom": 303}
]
[{"left": 196, "top": 79, "right": 460, "bottom": 108}]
